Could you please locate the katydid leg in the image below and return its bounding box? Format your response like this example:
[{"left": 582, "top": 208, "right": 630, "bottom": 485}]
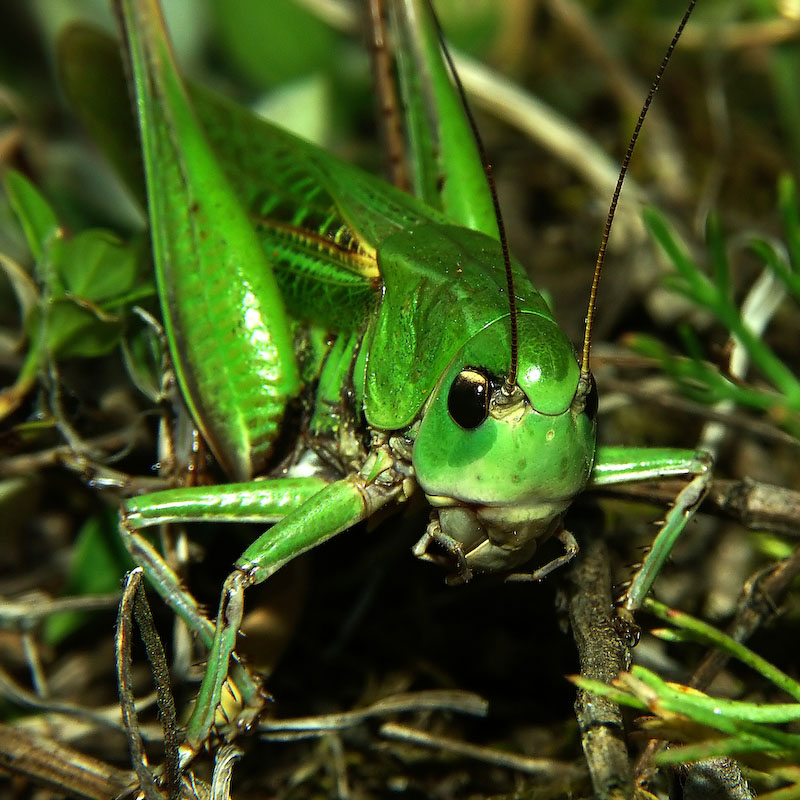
[
  {"left": 589, "top": 446, "right": 713, "bottom": 612},
  {"left": 121, "top": 477, "right": 330, "bottom": 645},
  {"left": 185, "top": 460, "right": 407, "bottom": 751},
  {"left": 590, "top": 447, "right": 710, "bottom": 486},
  {"left": 504, "top": 530, "right": 580, "bottom": 582},
  {"left": 412, "top": 518, "right": 473, "bottom": 582},
  {"left": 119, "top": 476, "right": 329, "bottom": 746}
]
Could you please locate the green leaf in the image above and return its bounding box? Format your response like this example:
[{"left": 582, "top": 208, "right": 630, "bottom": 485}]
[
  {"left": 3, "top": 170, "right": 61, "bottom": 262},
  {"left": 643, "top": 205, "right": 697, "bottom": 286},
  {"left": 56, "top": 229, "right": 139, "bottom": 302},
  {"left": 25, "top": 298, "right": 123, "bottom": 359},
  {"left": 705, "top": 213, "right": 729, "bottom": 300},
  {"left": 645, "top": 598, "right": 800, "bottom": 702}
]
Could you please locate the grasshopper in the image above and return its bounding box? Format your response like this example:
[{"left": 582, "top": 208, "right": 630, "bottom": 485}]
[
  {"left": 107, "top": 0, "right": 712, "bottom": 756},
  {"left": 4, "top": 0, "right": 711, "bottom": 770}
]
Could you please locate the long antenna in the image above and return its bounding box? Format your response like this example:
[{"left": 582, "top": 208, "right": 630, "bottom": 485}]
[
  {"left": 425, "top": 1, "right": 519, "bottom": 387},
  {"left": 580, "top": 0, "right": 697, "bottom": 381}
]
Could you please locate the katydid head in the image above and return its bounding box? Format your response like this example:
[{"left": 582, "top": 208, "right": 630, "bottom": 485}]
[
  {"left": 412, "top": 313, "right": 596, "bottom": 573},
  {"left": 403, "top": 0, "right": 599, "bottom": 575}
]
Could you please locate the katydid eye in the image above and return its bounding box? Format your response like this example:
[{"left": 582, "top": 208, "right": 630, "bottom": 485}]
[{"left": 448, "top": 369, "right": 490, "bottom": 429}]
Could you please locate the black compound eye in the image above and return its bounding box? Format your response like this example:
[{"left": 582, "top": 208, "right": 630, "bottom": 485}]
[
  {"left": 583, "top": 374, "right": 598, "bottom": 422},
  {"left": 448, "top": 369, "right": 490, "bottom": 429}
]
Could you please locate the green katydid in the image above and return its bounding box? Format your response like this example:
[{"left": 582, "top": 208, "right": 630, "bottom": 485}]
[{"left": 62, "top": 0, "right": 710, "bottom": 758}]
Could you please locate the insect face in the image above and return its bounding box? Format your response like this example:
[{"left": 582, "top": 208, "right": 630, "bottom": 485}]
[{"left": 412, "top": 313, "right": 597, "bottom": 573}]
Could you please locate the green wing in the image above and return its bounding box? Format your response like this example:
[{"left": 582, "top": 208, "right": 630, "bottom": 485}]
[
  {"left": 58, "top": 25, "right": 451, "bottom": 333},
  {"left": 192, "top": 86, "right": 451, "bottom": 331}
]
